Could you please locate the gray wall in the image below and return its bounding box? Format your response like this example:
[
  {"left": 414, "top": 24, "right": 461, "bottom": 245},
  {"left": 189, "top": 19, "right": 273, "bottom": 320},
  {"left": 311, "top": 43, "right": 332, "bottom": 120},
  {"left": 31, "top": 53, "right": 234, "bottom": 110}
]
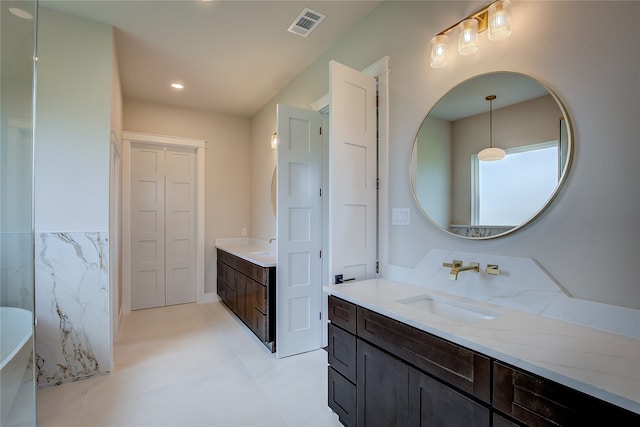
[{"left": 251, "top": 1, "right": 640, "bottom": 309}]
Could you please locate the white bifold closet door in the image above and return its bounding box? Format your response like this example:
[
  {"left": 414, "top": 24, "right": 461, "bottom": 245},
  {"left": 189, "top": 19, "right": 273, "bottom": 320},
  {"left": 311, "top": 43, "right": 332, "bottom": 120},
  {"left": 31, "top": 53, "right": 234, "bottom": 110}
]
[{"left": 130, "top": 143, "right": 197, "bottom": 310}]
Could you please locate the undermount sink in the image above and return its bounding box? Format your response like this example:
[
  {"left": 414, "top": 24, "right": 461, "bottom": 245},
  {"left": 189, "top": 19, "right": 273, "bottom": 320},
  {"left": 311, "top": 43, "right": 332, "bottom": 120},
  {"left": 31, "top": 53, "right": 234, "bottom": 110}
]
[
  {"left": 249, "top": 251, "right": 274, "bottom": 256},
  {"left": 396, "top": 294, "right": 500, "bottom": 324}
]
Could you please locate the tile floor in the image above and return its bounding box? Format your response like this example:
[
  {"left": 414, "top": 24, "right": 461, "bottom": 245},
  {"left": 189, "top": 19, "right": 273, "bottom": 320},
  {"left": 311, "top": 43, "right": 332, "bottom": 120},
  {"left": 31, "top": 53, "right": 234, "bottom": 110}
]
[{"left": 37, "top": 301, "right": 342, "bottom": 427}]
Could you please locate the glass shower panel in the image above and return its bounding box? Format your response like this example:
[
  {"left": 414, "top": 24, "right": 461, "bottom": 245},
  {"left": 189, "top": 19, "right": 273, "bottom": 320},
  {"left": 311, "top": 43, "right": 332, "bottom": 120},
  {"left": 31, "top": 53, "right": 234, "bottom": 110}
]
[{"left": 1, "top": 0, "right": 37, "bottom": 425}]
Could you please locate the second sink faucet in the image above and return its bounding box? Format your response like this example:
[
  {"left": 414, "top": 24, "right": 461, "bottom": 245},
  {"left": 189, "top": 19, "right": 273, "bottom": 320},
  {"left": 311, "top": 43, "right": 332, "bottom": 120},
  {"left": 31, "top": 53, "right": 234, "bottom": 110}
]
[{"left": 442, "top": 260, "right": 479, "bottom": 280}]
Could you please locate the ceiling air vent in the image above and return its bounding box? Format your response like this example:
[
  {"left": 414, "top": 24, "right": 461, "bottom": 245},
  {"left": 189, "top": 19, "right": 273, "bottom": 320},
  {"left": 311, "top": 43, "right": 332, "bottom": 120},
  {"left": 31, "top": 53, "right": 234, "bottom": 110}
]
[{"left": 287, "top": 8, "right": 326, "bottom": 37}]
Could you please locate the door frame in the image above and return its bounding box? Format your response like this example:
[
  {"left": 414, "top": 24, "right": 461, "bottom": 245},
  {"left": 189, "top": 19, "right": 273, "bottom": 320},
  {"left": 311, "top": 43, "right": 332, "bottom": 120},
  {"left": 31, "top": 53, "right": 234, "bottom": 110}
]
[{"left": 121, "top": 132, "right": 206, "bottom": 314}]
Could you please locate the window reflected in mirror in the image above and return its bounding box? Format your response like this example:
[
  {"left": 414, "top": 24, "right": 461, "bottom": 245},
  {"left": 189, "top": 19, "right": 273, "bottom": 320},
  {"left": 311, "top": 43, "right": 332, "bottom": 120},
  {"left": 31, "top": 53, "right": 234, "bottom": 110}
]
[{"left": 410, "top": 72, "right": 573, "bottom": 239}]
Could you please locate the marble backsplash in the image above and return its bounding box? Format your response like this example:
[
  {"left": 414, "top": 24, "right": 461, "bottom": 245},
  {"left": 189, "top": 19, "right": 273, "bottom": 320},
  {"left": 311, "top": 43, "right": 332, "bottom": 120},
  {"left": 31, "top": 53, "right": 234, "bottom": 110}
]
[
  {"left": 386, "top": 248, "right": 640, "bottom": 339},
  {"left": 35, "top": 231, "right": 110, "bottom": 385}
]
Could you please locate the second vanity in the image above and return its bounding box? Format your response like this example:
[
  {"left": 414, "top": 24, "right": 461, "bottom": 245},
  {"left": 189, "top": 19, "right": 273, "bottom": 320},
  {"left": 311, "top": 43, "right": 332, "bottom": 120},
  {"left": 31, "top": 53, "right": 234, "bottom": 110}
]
[
  {"left": 325, "top": 278, "right": 640, "bottom": 426},
  {"left": 215, "top": 239, "right": 276, "bottom": 352}
]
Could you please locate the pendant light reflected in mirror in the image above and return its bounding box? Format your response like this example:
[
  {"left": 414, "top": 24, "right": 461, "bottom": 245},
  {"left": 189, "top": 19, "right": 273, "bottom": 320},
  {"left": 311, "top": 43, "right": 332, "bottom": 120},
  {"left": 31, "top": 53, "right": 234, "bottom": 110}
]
[{"left": 477, "top": 95, "right": 506, "bottom": 161}]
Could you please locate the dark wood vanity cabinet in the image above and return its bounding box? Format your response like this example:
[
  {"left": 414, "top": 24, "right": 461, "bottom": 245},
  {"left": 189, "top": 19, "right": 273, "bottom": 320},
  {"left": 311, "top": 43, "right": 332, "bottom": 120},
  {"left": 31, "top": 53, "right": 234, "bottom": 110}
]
[
  {"left": 216, "top": 249, "right": 275, "bottom": 352},
  {"left": 327, "top": 295, "right": 639, "bottom": 427},
  {"left": 327, "top": 295, "right": 490, "bottom": 427}
]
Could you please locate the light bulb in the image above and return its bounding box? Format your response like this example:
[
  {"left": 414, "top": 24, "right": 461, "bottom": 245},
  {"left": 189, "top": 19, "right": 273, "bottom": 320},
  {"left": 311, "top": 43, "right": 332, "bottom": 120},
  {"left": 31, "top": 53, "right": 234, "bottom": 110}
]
[
  {"left": 488, "top": 0, "right": 512, "bottom": 41},
  {"left": 457, "top": 19, "right": 479, "bottom": 55},
  {"left": 430, "top": 34, "right": 449, "bottom": 68}
]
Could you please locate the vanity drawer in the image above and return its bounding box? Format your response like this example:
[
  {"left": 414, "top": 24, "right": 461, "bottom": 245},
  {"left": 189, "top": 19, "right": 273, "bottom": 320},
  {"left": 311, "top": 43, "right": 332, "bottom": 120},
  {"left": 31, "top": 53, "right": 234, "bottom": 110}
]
[
  {"left": 234, "top": 257, "right": 254, "bottom": 279},
  {"left": 235, "top": 257, "right": 269, "bottom": 284},
  {"left": 357, "top": 307, "right": 491, "bottom": 403},
  {"left": 493, "top": 362, "right": 640, "bottom": 426},
  {"left": 328, "top": 366, "right": 356, "bottom": 427},
  {"left": 219, "top": 261, "right": 234, "bottom": 286},
  {"left": 252, "top": 265, "right": 266, "bottom": 284},
  {"left": 328, "top": 295, "right": 357, "bottom": 335},
  {"left": 217, "top": 248, "right": 236, "bottom": 266},
  {"left": 328, "top": 322, "right": 357, "bottom": 383}
]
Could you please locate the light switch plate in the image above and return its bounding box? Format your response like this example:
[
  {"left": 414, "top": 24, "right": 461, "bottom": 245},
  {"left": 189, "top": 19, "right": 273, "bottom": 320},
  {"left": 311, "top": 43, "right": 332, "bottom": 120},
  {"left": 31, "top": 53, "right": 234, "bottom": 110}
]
[{"left": 392, "top": 208, "right": 410, "bottom": 226}]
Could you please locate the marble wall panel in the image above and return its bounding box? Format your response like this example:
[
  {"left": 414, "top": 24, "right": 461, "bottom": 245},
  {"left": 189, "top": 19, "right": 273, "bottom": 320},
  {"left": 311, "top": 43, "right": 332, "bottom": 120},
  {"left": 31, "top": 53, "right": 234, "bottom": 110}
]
[{"left": 35, "top": 232, "right": 110, "bottom": 385}]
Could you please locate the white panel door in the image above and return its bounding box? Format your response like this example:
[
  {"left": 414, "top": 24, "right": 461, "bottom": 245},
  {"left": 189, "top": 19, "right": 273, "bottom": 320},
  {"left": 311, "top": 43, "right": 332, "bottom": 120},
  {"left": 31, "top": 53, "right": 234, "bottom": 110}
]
[
  {"left": 131, "top": 143, "right": 166, "bottom": 310},
  {"left": 130, "top": 144, "right": 197, "bottom": 310},
  {"left": 276, "top": 104, "right": 323, "bottom": 358},
  {"left": 165, "top": 147, "right": 197, "bottom": 305},
  {"left": 329, "top": 60, "right": 378, "bottom": 284}
]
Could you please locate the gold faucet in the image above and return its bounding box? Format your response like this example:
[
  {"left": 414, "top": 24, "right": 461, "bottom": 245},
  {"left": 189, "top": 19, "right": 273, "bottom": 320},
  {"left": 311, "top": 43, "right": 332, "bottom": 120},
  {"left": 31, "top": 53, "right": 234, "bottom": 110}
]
[{"left": 443, "top": 260, "right": 479, "bottom": 280}]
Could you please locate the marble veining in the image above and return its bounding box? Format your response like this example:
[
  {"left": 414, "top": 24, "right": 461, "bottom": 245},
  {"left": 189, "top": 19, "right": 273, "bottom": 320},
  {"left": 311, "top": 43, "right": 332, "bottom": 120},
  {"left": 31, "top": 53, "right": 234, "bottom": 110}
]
[
  {"left": 386, "top": 249, "right": 639, "bottom": 339},
  {"left": 35, "top": 232, "right": 110, "bottom": 385},
  {"left": 324, "top": 278, "right": 640, "bottom": 414}
]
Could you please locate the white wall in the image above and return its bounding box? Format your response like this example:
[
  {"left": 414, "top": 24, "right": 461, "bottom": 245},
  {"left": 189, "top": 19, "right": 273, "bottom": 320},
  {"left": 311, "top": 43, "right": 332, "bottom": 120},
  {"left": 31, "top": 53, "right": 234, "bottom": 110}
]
[
  {"left": 35, "top": 8, "right": 112, "bottom": 231},
  {"left": 250, "top": 1, "right": 640, "bottom": 309},
  {"left": 123, "top": 99, "right": 251, "bottom": 294}
]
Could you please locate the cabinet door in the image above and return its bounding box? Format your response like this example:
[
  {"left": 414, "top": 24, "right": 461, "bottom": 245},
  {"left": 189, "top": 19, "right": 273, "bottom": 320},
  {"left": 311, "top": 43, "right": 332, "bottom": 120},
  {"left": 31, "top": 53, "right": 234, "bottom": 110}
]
[
  {"left": 234, "top": 273, "right": 247, "bottom": 320},
  {"left": 357, "top": 339, "right": 409, "bottom": 427},
  {"left": 409, "top": 367, "right": 489, "bottom": 427}
]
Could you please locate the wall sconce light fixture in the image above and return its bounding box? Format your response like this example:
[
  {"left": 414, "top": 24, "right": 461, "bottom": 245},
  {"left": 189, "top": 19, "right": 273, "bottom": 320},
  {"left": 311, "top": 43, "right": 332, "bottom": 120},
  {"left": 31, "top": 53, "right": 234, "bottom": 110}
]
[
  {"left": 271, "top": 132, "right": 278, "bottom": 150},
  {"left": 478, "top": 95, "right": 506, "bottom": 161},
  {"left": 430, "top": 0, "right": 511, "bottom": 68}
]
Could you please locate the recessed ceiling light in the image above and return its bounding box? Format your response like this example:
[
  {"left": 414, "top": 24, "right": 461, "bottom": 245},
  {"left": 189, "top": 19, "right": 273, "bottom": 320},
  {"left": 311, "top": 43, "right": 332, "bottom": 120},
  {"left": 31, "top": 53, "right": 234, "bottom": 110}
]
[
  {"left": 9, "top": 7, "right": 33, "bottom": 20},
  {"left": 170, "top": 82, "right": 184, "bottom": 90}
]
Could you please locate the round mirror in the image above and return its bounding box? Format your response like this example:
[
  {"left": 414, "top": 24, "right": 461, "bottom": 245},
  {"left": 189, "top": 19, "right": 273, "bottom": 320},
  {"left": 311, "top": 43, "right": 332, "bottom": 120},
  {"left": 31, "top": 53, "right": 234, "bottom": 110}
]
[{"left": 410, "top": 72, "right": 573, "bottom": 239}]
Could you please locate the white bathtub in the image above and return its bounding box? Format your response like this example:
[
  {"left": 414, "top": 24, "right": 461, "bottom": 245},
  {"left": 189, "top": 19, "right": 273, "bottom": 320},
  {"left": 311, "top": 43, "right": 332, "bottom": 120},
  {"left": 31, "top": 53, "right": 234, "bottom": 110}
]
[{"left": 1, "top": 307, "right": 34, "bottom": 425}]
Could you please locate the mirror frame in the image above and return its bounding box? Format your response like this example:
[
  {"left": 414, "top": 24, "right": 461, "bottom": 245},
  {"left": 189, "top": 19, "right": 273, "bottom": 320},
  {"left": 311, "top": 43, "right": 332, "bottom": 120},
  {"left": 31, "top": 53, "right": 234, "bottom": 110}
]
[{"left": 410, "top": 71, "right": 574, "bottom": 240}]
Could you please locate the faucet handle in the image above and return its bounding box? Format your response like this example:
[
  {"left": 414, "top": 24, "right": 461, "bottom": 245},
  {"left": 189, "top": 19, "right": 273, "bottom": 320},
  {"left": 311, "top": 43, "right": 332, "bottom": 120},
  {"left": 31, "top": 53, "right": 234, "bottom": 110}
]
[
  {"left": 485, "top": 264, "right": 501, "bottom": 275},
  {"left": 443, "top": 260, "right": 462, "bottom": 268}
]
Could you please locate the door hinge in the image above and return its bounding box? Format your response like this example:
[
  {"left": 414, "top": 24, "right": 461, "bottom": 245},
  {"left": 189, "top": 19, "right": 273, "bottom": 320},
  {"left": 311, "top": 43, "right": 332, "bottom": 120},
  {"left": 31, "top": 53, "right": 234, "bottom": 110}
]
[
  {"left": 319, "top": 250, "right": 322, "bottom": 258},
  {"left": 319, "top": 188, "right": 322, "bottom": 197},
  {"left": 376, "top": 178, "right": 380, "bottom": 191},
  {"left": 319, "top": 312, "right": 322, "bottom": 320},
  {"left": 376, "top": 261, "right": 379, "bottom": 274},
  {"left": 320, "top": 127, "right": 323, "bottom": 135}
]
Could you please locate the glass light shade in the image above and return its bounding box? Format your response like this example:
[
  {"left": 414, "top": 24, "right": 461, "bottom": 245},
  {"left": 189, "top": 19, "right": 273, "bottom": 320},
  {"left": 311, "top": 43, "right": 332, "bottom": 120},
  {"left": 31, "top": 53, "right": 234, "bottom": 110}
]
[
  {"left": 430, "top": 34, "right": 449, "bottom": 68},
  {"left": 457, "top": 19, "right": 479, "bottom": 55},
  {"left": 478, "top": 147, "right": 506, "bottom": 161},
  {"left": 488, "top": 0, "right": 512, "bottom": 41},
  {"left": 271, "top": 132, "right": 278, "bottom": 149}
]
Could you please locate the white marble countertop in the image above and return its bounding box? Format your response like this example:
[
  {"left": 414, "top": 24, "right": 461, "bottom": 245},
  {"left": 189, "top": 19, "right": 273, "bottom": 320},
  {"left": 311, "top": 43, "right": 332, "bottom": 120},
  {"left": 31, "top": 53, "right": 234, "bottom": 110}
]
[
  {"left": 324, "top": 278, "right": 640, "bottom": 415},
  {"left": 215, "top": 237, "right": 276, "bottom": 267}
]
